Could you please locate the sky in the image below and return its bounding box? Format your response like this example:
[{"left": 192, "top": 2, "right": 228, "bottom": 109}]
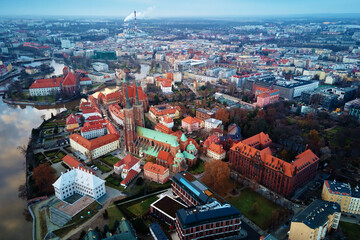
[{"left": 0, "top": 0, "right": 360, "bottom": 18}]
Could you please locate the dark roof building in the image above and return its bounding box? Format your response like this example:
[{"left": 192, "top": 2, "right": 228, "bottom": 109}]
[{"left": 149, "top": 223, "right": 169, "bottom": 240}]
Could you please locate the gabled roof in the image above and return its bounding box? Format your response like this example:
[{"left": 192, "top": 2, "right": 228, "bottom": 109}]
[
  {"left": 62, "top": 154, "right": 82, "bottom": 168},
  {"left": 144, "top": 162, "right": 168, "bottom": 175},
  {"left": 29, "top": 77, "right": 62, "bottom": 89},
  {"left": 207, "top": 143, "right": 225, "bottom": 155},
  {"left": 66, "top": 114, "right": 80, "bottom": 125},
  {"left": 62, "top": 71, "right": 77, "bottom": 86},
  {"left": 69, "top": 133, "right": 118, "bottom": 151},
  {"left": 121, "top": 169, "right": 139, "bottom": 186},
  {"left": 114, "top": 154, "right": 139, "bottom": 169},
  {"left": 155, "top": 123, "right": 173, "bottom": 134},
  {"left": 241, "top": 132, "right": 271, "bottom": 147},
  {"left": 157, "top": 150, "right": 174, "bottom": 165},
  {"left": 182, "top": 116, "right": 201, "bottom": 125}
]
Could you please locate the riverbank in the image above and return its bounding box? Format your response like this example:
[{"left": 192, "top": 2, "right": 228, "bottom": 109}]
[{"left": 2, "top": 95, "right": 81, "bottom": 107}]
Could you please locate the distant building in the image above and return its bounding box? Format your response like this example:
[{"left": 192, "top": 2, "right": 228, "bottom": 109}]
[
  {"left": 92, "top": 62, "right": 109, "bottom": 72},
  {"left": 273, "top": 79, "right": 319, "bottom": 100},
  {"left": 289, "top": 200, "right": 340, "bottom": 240},
  {"left": 321, "top": 180, "right": 360, "bottom": 215},
  {"left": 149, "top": 222, "right": 169, "bottom": 240},
  {"left": 345, "top": 98, "right": 360, "bottom": 119},
  {"left": 144, "top": 162, "right": 169, "bottom": 184},
  {"left": 53, "top": 167, "right": 105, "bottom": 200}
]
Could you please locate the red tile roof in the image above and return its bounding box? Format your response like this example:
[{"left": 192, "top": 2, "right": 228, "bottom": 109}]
[
  {"left": 155, "top": 123, "right": 173, "bottom": 134},
  {"left": 66, "top": 114, "right": 81, "bottom": 125},
  {"left": 242, "top": 132, "right": 271, "bottom": 148},
  {"left": 121, "top": 169, "right": 139, "bottom": 186},
  {"left": 62, "top": 154, "right": 82, "bottom": 168},
  {"left": 114, "top": 154, "right": 139, "bottom": 170},
  {"left": 69, "top": 133, "right": 118, "bottom": 150},
  {"left": 81, "top": 121, "right": 105, "bottom": 133},
  {"left": 182, "top": 116, "right": 201, "bottom": 125},
  {"left": 62, "top": 71, "right": 77, "bottom": 86},
  {"left": 157, "top": 150, "right": 174, "bottom": 165},
  {"left": 144, "top": 162, "right": 168, "bottom": 175},
  {"left": 29, "top": 77, "right": 62, "bottom": 89},
  {"left": 207, "top": 143, "right": 225, "bottom": 155}
]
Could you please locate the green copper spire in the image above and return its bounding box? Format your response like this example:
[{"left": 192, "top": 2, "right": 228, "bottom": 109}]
[
  {"left": 123, "top": 74, "right": 126, "bottom": 83},
  {"left": 125, "top": 84, "right": 132, "bottom": 109},
  {"left": 135, "top": 80, "right": 140, "bottom": 105}
]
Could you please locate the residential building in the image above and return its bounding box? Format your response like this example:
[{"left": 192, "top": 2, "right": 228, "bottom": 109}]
[
  {"left": 256, "top": 89, "right": 280, "bottom": 108},
  {"left": 160, "top": 115, "right": 174, "bottom": 129},
  {"left": 29, "top": 77, "right": 62, "bottom": 96},
  {"left": 66, "top": 114, "right": 81, "bottom": 132},
  {"left": 205, "top": 118, "right": 222, "bottom": 130},
  {"left": 149, "top": 104, "right": 181, "bottom": 121},
  {"left": 80, "top": 121, "right": 107, "bottom": 139},
  {"left": 321, "top": 180, "right": 360, "bottom": 215},
  {"left": 207, "top": 143, "right": 226, "bottom": 160},
  {"left": 109, "top": 103, "right": 124, "bottom": 126},
  {"left": 69, "top": 133, "right": 119, "bottom": 160},
  {"left": 289, "top": 200, "right": 341, "bottom": 240},
  {"left": 114, "top": 154, "right": 141, "bottom": 179},
  {"left": 144, "top": 162, "right": 169, "bottom": 184},
  {"left": 52, "top": 167, "right": 106, "bottom": 200},
  {"left": 181, "top": 116, "right": 202, "bottom": 132},
  {"left": 345, "top": 98, "right": 360, "bottom": 119},
  {"left": 196, "top": 108, "right": 216, "bottom": 122},
  {"left": 62, "top": 154, "right": 83, "bottom": 169}
]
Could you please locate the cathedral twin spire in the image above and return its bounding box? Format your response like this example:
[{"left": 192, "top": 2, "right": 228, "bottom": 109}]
[{"left": 123, "top": 74, "right": 141, "bottom": 108}]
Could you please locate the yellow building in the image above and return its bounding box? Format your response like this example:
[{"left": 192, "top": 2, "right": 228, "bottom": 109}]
[
  {"left": 289, "top": 200, "right": 341, "bottom": 240},
  {"left": 322, "top": 180, "right": 360, "bottom": 215}
]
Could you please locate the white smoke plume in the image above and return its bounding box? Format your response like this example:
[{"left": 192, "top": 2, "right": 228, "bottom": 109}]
[{"left": 124, "top": 6, "right": 155, "bottom": 22}]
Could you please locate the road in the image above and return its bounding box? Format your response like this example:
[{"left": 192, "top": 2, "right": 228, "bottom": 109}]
[{"left": 183, "top": 80, "right": 201, "bottom": 98}]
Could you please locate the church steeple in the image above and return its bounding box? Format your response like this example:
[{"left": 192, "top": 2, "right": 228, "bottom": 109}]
[
  {"left": 125, "top": 82, "right": 132, "bottom": 109},
  {"left": 135, "top": 80, "right": 140, "bottom": 105}
]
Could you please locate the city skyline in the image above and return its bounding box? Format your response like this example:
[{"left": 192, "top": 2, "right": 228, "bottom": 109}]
[{"left": 1, "top": 0, "right": 360, "bottom": 17}]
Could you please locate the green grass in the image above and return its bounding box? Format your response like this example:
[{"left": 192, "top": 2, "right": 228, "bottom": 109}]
[
  {"left": 44, "top": 150, "right": 58, "bottom": 158},
  {"left": 107, "top": 204, "right": 125, "bottom": 230},
  {"left": 228, "top": 188, "right": 284, "bottom": 230},
  {"left": 106, "top": 176, "right": 122, "bottom": 187},
  {"left": 56, "top": 151, "right": 66, "bottom": 159},
  {"left": 34, "top": 153, "right": 46, "bottom": 161},
  {"left": 52, "top": 158, "right": 62, "bottom": 163},
  {"left": 340, "top": 221, "right": 360, "bottom": 240},
  {"left": 189, "top": 160, "right": 205, "bottom": 174},
  {"left": 127, "top": 196, "right": 159, "bottom": 216},
  {"left": 94, "top": 161, "right": 112, "bottom": 173},
  {"left": 99, "top": 155, "right": 120, "bottom": 167}
]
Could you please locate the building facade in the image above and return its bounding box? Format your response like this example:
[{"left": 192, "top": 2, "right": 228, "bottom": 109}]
[
  {"left": 289, "top": 200, "right": 341, "bottom": 240},
  {"left": 229, "top": 133, "right": 319, "bottom": 197},
  {"left": 53, "top": 167, "right": 106, "bottom": 200},
  {"left": 144, "top": 162, "right": 169, "bottom": 184},
  {"left": 321, "top": 180, "right": 360, "bottom": 215}
]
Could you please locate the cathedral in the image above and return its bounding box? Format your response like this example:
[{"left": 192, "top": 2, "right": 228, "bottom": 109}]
[{"left": 121, "top": 76, "right": 198, "bottom": 173}]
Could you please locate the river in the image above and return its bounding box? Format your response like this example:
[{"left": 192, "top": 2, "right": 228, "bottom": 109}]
[{"left": 0, "top": 62, "right": 149, "bottom": 239}]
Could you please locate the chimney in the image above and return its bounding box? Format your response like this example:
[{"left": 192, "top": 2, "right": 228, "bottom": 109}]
[{"left": 134, "top": 10, "right": 137, "bottom": 33}]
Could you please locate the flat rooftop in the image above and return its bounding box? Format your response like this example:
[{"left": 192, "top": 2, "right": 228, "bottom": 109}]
[{"left": 53, "top": 195, "right": 94, "bottom": 217}]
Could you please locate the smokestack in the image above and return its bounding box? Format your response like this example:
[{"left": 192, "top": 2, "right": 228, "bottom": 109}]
[{"left": 134, "top": 10, "right": 137, "bottom": 32}]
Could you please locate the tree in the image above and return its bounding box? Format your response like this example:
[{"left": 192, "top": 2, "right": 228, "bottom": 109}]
[
  {"left": 250, "top": 202, "right": 259, "bottom": 215},
  {"left": 136, "top": 177, "right": 144, "bottom": 185},
  {"left": 79, "top": 230, "right": 86, "bottom": 240},
  {"left": 32, "top": 164, "right": 56, "bottom": 194},
  {"left": 103, "top": 210, "right": 109, "bottom": 219},
  {"left": 202, "top": 160, "right": 231, "bottom": 196},
  {"left": 53, "top": 124, "right": 59, "bottom": 134},
  {"left": 215, "top": 108, "right": 230, "bottom": 125}
]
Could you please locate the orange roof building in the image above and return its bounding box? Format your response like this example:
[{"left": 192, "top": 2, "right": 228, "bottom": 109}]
[
  {"left": 69, "top": 133, "right": 119, "bottom": 160},
  {"left": 181, "top": 116, "right": 202, "bottom": 132},
  {"left": 144, "top": 162, "right": 169, "bottom": 184},
  {"left": 229, "top": 134, "right": 319, "bottom": 197},
  {"left": 207, "top": 143, "right": 226, "bottom": 160}
]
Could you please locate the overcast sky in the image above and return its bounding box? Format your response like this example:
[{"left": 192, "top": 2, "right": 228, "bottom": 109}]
[{"left": 1, "top": 0, "right": 360, "bottom": 18}]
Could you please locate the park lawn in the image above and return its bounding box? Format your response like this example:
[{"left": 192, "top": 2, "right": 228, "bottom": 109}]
[
  {"left": 127, "top": 196, "right": 159, "bottom": 217},
  {"left": 35, "top": 153, "right": 46, "bottom": 161},
  {"left": 56, "top": 151, "right": 66, "bottom": 159},
  {"left": 189, "top": 161, "right": 205, "bottom": 174},
  {"left": 44, "top": 150, "right": 58, "bottom": 158},
  {"left": 107, "top": 204, "right": 125, "bottom": 230},
  {"left": 100, "top": 155, "right": 120, "bottom": 167},
  {"left": 340, "top": 221, "right": 360, "bottom": 240},
  {"left": 52, "top": 158, "right": 62, "bottom": 164},
  {"left": 228, "top": 188, "right": 283, "bottom": 230},
  {"left": 94, "top": 162, "right": 112, "bottom": 173}
]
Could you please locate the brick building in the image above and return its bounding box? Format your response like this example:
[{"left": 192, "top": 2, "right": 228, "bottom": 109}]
[{"left": 229, "top": 132, "right": 319, "bottom": 197}]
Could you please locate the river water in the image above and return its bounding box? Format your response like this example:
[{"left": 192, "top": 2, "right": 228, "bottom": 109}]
[
  {"left": 0, "top": 63, "right": 150, "bottom": 239},
  {"left": 0, "top": 100, "right": 64, "bottom": 239}
]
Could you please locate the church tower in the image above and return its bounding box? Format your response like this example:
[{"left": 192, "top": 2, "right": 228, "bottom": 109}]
[
  {"left": 123, "top": 76, "right": 136, "bottom": 153},
  {"left": 133, "top": 81, "right": 145, "bottom": 127}
]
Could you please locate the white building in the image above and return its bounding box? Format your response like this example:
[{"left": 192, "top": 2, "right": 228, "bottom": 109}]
[
  {"left": 80, "top": 122, "right": 107, "bottom": 139},
  {"left": 113, "top": 154, "right": 141, "bottom": 179},
  {"left": 93, "top": 62, "right": 109, "bottom": 72},
  {"left": 160, "top": 82, "right": 173, "bottom": 94},
  {"left": 69, "top": 133, "right": 119, "bottom": 160},
  {"left": 206, "top": 143, "right": 226, "bottom": 160},
  {"left": 160, "top": 116, "right": 174, "bottom": 129},
  {"left": 52, "top": 167, "right": 106, "bottom": 200},
  {"left": 61, "top": 39, "right": 75, "bottom": 49},
  {"left": 173, "top": 72, "right": 182, "bottom": 82},
  {"left": 29, "top": 78, "right": 62, "bottom": 97},
  {"left": 205, "top": 118, "right": 222, "bottom": 130}
]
